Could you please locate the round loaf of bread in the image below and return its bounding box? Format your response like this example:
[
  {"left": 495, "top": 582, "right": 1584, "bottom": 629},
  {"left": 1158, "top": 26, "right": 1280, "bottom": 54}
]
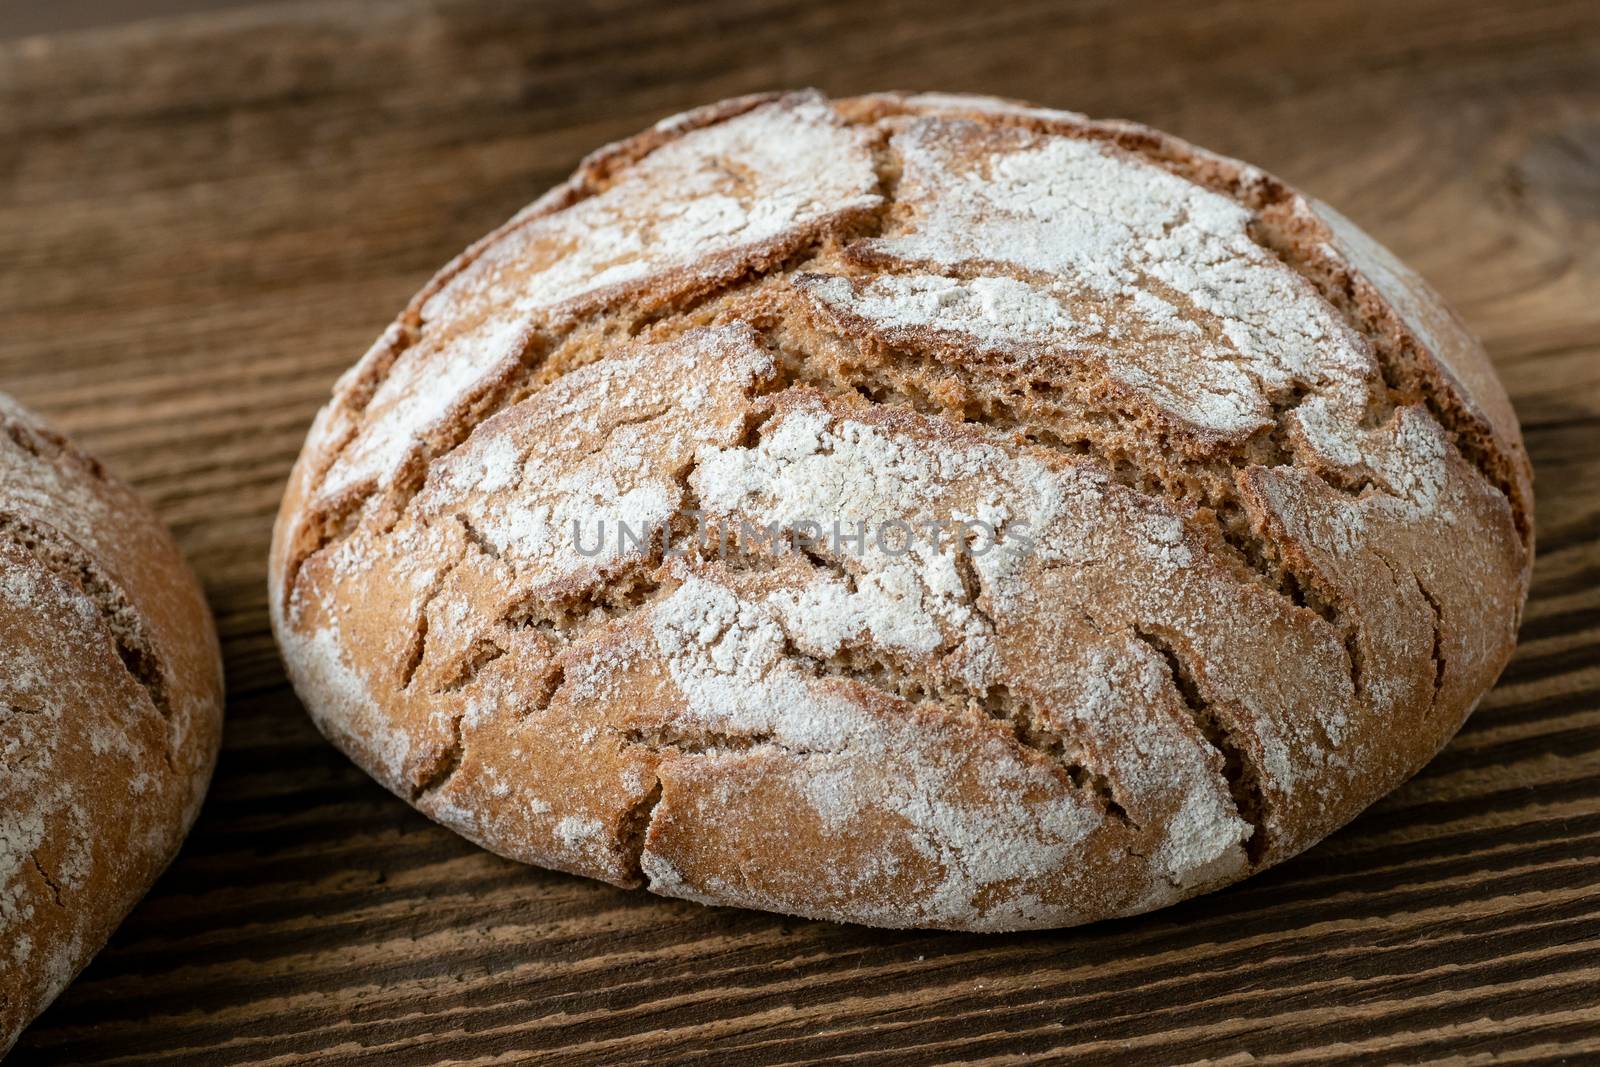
[
  {"left": 270, "top": 91, "right": 1532, "bottom": 931},
  {"left": 1, "top": 395, "right": 223, "bottom": 1047}
]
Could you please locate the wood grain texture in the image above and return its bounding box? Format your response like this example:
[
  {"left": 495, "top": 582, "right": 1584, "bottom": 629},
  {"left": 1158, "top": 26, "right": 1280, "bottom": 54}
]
[{"left": 2, "top": 0, "right": 1598, "bottom": 1061}]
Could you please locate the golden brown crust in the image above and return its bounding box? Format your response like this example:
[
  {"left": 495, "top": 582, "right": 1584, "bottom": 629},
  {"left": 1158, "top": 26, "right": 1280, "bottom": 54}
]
[
  {"left": 270, "top": 90, "right": 1530, "bottom": 931},
  {"left": 0, "top": 394, "right": 224, "bottom": 1050}
]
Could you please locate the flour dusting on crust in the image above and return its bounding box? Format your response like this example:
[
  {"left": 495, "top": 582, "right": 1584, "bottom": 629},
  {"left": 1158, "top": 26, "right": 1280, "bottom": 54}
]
[
  {"left": 271, "top": 91, "right": 1530, "bottom": 932},
  {"left": 1, "top": 397, "right": 223, "bottom": 1050}
]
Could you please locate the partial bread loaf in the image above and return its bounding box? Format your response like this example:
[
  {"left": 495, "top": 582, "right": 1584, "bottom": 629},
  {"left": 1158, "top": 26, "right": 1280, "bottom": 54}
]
[
  {"left": 270, "top": 91, "right": 1531, "bottom": 931},
  {"left": 1, "top": 394, "right": 223, "bottom": 1049}
]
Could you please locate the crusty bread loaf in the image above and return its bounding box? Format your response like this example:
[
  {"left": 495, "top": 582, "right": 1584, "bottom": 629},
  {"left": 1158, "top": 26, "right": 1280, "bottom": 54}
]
[
  {"left": 1, "top": 394, "right": 223, "bottom": 1048},
  {"left": 270, "top": 90, "right": 1531, "bottom": 931}
]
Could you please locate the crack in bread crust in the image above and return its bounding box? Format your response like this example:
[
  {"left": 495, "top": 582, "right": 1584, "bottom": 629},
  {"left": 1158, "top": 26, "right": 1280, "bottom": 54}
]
[
  {"left": 28, "top": 854, "right": 65, "bottom": 910},
  {"left": 857, "top": 92, "right": 1530, "bottom": 547},
  {"left": 1132, "top": 628, "right": 1269, "bottom": 865},
  {"left": 405, "top": 445, "right": 1143, "bottom": 830},
  {"left": 279, "top": 93, "right": 892, "bottom": 603},
  {"left": 0, "top": 517, "right": 175, "bottom": 746},
  {"left": 273, "top": 90, "right": 1531, "bottom": 932}
]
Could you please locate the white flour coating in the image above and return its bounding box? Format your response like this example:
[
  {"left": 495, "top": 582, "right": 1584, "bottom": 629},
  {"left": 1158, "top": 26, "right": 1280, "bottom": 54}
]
[
  {"left": 1038, "top": 639, "right": 1251, "bottom": 893},
  {"left": 841, "top": 121, "right": 1375, "bottom": 437},
  {"left": 818, "top": 273, "right": 1083, "bottom": 347},
  {"left": 692, "top": 399, "right": 1269, "bottom": 890},
  {"left": 644, "top": 571, "right": 1102, "bottom": 927},
  {"left": 693, "top": 405, "right": 1000, "bottom": 679},
  {"left": 1291, "top": 397, "right": 1453, "bottom": 524},
  {"left": 1, "top": 501, "right": 113, "bottom": 945},
  {"left": 426, "top": 326, "right": 776, "bottom": 578},
  {"left": 315, "top": 92, "right": 881, "bottom": 503},
  {"left": 800, "top": 271, "right": 1266, "bottom": 433},
  {"left": 433, "top": 93, "right": 881, "bottom": 325},
  {"left": 281, "top": 602, "right": 413, "bottom": 785},
  {"left": 650, "top": 572, "right": 863, "bottom": 754},
  {"left": 321, "top": 314, "right": 532, "bottom": 502},
  {"left": 493, "top": 479, "right": 675, "bottom": 571}
]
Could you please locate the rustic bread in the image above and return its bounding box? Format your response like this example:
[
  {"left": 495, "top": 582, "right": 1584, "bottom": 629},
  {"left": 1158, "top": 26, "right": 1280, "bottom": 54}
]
[
  {"left": 1, "top": 394, "right": 223, "bottom": 1048},
  {"left": 270, "top": 90, "right": 1532, "bottom": 931}
]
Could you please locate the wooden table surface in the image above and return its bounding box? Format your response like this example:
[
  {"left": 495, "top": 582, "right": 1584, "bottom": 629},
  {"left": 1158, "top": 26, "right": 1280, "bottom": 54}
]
[{"left": 3, "top": 0, "right": 1598, "bottom": 1062}]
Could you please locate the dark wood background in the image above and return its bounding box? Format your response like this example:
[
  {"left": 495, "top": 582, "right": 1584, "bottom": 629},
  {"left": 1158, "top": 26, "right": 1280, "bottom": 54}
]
[{"left": 2, "top": 0, "right": 1598, "bottom": 1062}]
